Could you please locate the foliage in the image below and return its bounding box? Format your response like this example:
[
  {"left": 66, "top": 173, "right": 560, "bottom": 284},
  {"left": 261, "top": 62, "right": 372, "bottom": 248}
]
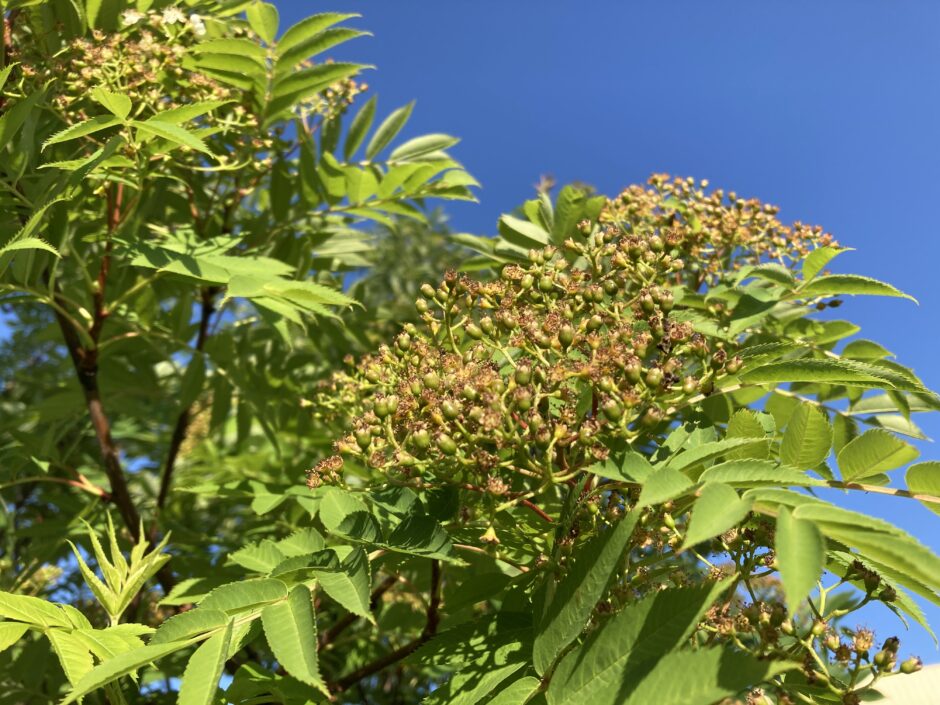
[{"left": 1, "top": 2, "right": 939, "bottom": 705}]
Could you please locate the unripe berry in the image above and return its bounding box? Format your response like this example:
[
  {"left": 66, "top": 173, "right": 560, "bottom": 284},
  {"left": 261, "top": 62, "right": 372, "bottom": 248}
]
[
  {"left": 374, "top": 399, "right": 390, "bottom": 418},
  {"left": 601, "top": 399, "right": 623, "bottom": 422},
  {"left": 465, "top": 323, "right": 483, "bottom": 339},
  {"left": 521, "top": 274, "right": 535, "bottom": 290},
  {"left": 420, "top": 283, "right": 435, "bottom": 298},
  {"left": 558, "top": 325, "right": 576, "bottom": 348},
  {"left": 416, "top": 298, "right": 429, "bottom": 313},
  {"left": 355, "top": 429, "right": 372, "bottom": 450},
  {"left": 436, "top": 434, "right": 457, "bottom": 455},
  {"left": 538, "top": 274, "right": 554, "bottom": 292},
  {"left": 514, "top": 364, "right": 532, "bottom": 386},
  {"left": 423, "top": 372, "right": 441, "bottom": 390},
  {"left": 900, "top": 657, "right": 922, "bottom": 674},
  {"left": 441, "top": 400, "right": 461, "bottom": 420},
  {"left": 811, "top": 620, "right": 827, "bottom": 637},
  {"left": 586, "top": 315, "right": 603, "bottom": 332},
  {"left": 645, "top": 367, "right": 664, "bottom": 389}
]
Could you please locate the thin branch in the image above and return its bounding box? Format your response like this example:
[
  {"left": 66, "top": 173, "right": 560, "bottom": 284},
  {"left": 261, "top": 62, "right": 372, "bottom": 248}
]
[
  {"left": 155, "top": 287, "right": 216, "bottom": 513},
  {"left": 329, "top": 560, "right": 441, "bottom": 693}
]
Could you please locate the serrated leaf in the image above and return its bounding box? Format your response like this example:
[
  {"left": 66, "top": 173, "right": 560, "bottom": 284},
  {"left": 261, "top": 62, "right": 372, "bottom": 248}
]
[
  {"left": 365, "top": 102, "right": 414, "bottom": 160},
  {"left": 267, "top": 62, "right": 365, "bottom": 120},
  {"left": 533, "top": 511, "right": 639, "bottom": 675},
  {"left": 261, "top": 585, "right": 327, "bottom": 694},
  {"left": 61, "top": 641, "right": 192, "bottom": 704},
  {"left": 277, "top": 12, "right": 358, "bottom": 56},
  {"left": 842, "top": 339, "right": 893, "bottom": 361},
  {"left": 906, "top": 462, "right": 940, "bottom": 516},
  {"left": 0, "top": 90, "right": 42, "bottom": 151},
  {"left": 48, "top": 629, "right": 94, "bottom": 686},
  {"left": 802, "top": 246, "right": 847, "bottom": 281},
  {"left": 775, "top": 506, "right": 825, "bottom": 613},
  {"left": 90, "top": 87, "right": 131, "bottom": 120},
  {"left": 664, "top": 437, "right": 770, "bottom": 473},
  {"left": 545, "top": 581, "right": 731, "bottom": 705},
  {"left": 43, "top": 115, "right": 121, "bottom": 149},
  {"left": 199, "top": 578, "right": 288, "bottom": 614},
  {"left": 314, "top": 548, "right": 373, "bottom": 623},
  {"left": 837, "top": 429, "right": 919, "bottom": 481},
  {"left": 229, "top": 540, "right": 285, "bottom": 573},
  {"left": 0, "top": 63, "right": 15, "bottom": 93},
  {"left": 487, "top": 676, "right": 541, "bottom": 705},
  {"left": 725, "top": 409, "right": 770, "bottom": 459},
  {"left": 277, "top": 27, "right": 368, "bottom": 71},
  {"left": 178, "top": 620, "right": 233, "bottom": 705},
  {"left": 390, "top": 134, "right": 459, "bottom": 162},
  {"left": 799, "top": 274, "right": 915, "bottom": 302},
  {"left": 637, "top": 467, "right": 694, "bottom": 508},
  {"left": 151, "top": 100, "right": 231, "bottom": 125},
  {"left": 740, "top": 357, "right": 931, "bottom": 394},
  {"left": 0, "top": 592, "right": 70, "bottom": 628},
  {"left": 246, "top": 1, "right": 279, "bottom": 44},
  {"left": 780, "top": 403, "right": 832, "bottom": 469},
  {"left": 134, "top": 120, "right": 211, "bottom": 155},
  {"left": 498, "top": 214, "right": 551, "bottom": 250},
  {"left": 698, "top": 459, "right": 824, "bottom": 488},
  {"left": 0, "top": 622, "right": 29, "bottom": 653},
  {"left": 150, "top": 608, "right": 230, "bottom": 645},
  {"left": 682, "top": 483, "right": 752, "bottom": 549},
  {"left": 344, "top": 95, "right": 376, "bottom": 160}
]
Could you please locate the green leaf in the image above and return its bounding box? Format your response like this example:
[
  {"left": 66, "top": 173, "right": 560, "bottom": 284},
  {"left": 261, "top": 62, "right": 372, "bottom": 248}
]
[
  {"left": 906, "top": 462, "right": 940, "bottom": 516},
  {"left": 842, "top": 339, "right": 893, "bottom": 361},
  {"left": 314, "top": 548, "right": 373, "bottom": 623},
  {"left": 384, "top": 514, "right": 454, "bottom": 561},
  {"left": 0, "top": 236, "right": 61, "bottom": 258},
  {"left": 199, "top": 578, "right": 289, "bottom": 614},
  {"left": 268, "top": 62, "right": 365, "bottom": 120},
  {"left": 487, "top": 676, "right": 541, "bottom": 705},
  {"left": 802, "top": 246, "right": 847, "bottom": 281},
  {"left": 133, "top": 120, "right": 211, "bottom": 155},
  {"left": 665, "top": 437, "right": 770, "bottom": 473},
  {"left": 725, "top": 409, "right": 771, "bottom": 459},
  {"left": 151, "top": 609, "right": 230, "bottom": 645},
  {"left": 178, "top": 620, "right": 233, "bottom": 705},
  {"left": 0, "top": 63, "right": 16, "bottom": 93},
  {"left": 698, "top": 459, "right": 823, "bottom": 488},
  {"left": 151, "top": 101, "right": 231, "bottom": 125},
  {"left": 498, "top": 214, "right": 551, "bottom": 250},
  {"left": 365, "top": 102, "right": 414, "bottom": 160},
  {"left": 0, "top": 592, "right": 70, "bottom": 628},
  {"left": 48, "top": 629, "right": 95, "bottom": 686},
  {"left": 682, "top": 483, "right": 752, "bottom": 549},
  {"left": 319, "top": 488, "right": 381, "bottom": 543},
  {"left": 62, "top": 641, "right": 193, "bottom": 704},
  {"left": 775, "top": 506, "right": 825, "bottom": 613},
  {"left": 780, "top": 403, "right": 832, "bottom": 470},
  {"left": 545, "top": 581, "right": 730, "bottom": 705},
  {"left": 390, "top": 134, "right": 459, "bottom": 162},
  {"left": 799, "top": 273, "right": 915, "bottom": 302},
  {"left": 229, "top": 540, "right": 285, "bottom": 573},
  {"left": 791, "top": 502, "right": 940, "bottom": 594},
  {"left": 277, "top": 27, "right": 368, "bottom": 72},
  {"left": 0, "top": 622, "right": 29, "bottom": 653},
  {"left": 246, "top": 1, "right": 279, "bottom": 44},
  {"left": 90, "top": 87, "right": 131, "bottom": 120},
  {"left": 0, "top": 90, "right": 42, "bottom": 151},
  {"left": 837, "top": 429, "right": 919, "bottom": 481},
  {"left": 276, "top": 12, "right": 358, "bottom": 57},
  {"left": 344, "top": 95, "right": 376, "bottom": 160},
  {"left": 43, "top": 115, "right": 121, "bottom": 150},
  {"left": 637, "top": 467, "right": 694, "bottom": 508},
  {"left": 740, "top": 357, "right": 931, "bottom": 394},
  {"left": 261, "top": 585, "right": 328, "bottom": 694},
  {"left": 533, "top": 511, "right": 639, "bottom": 675}
]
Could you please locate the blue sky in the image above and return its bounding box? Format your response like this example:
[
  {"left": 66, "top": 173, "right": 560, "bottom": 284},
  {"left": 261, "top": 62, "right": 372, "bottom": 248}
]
[{"left": 292, "top": 0, "right": 940, "bottom": 659}]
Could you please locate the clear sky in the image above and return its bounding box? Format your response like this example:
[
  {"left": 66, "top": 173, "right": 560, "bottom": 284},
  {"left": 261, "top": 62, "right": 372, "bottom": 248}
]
[{"left": 287, "top": 0, "right": 940, "bottom": 660}]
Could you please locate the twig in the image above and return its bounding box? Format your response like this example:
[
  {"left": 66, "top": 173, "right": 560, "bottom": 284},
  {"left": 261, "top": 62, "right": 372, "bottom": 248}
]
[{"left": 155, "top": 287, "right": 216, "bottom": 513}]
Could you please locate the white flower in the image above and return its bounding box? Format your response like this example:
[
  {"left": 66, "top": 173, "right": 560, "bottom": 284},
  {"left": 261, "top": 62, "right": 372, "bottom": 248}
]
[
  {"left": 161, "top": 7, "right": 186, "bottom": 25},
  {"left": 189, "top": 13, "right": 207, "bottom": 37},
  {"left": 121, "top": 9, "right": 144, "bottom": 26}
]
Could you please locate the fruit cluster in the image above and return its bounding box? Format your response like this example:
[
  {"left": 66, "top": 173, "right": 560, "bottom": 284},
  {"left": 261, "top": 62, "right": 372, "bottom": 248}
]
[{"left": 311, "top": 178, "right": 835, "bottom": 504}]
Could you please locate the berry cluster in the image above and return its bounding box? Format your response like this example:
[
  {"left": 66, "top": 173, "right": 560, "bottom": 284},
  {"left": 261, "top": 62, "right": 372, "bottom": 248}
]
[{"left": 312, "top": 178, "right": 834, "bottom": 504}]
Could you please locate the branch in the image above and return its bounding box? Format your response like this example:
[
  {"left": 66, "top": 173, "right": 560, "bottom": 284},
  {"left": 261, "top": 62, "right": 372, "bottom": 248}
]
[
  {"left": 329, "top": 560, "right": 441, "bottom": 693},
  {"left": 155, "top": 287, "right": 216, "bottom": 512}
]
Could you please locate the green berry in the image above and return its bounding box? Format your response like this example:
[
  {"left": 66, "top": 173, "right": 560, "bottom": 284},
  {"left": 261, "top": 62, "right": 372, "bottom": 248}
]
[{"left": 436, "top": 434, "right": 457, "bottom": 455}]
